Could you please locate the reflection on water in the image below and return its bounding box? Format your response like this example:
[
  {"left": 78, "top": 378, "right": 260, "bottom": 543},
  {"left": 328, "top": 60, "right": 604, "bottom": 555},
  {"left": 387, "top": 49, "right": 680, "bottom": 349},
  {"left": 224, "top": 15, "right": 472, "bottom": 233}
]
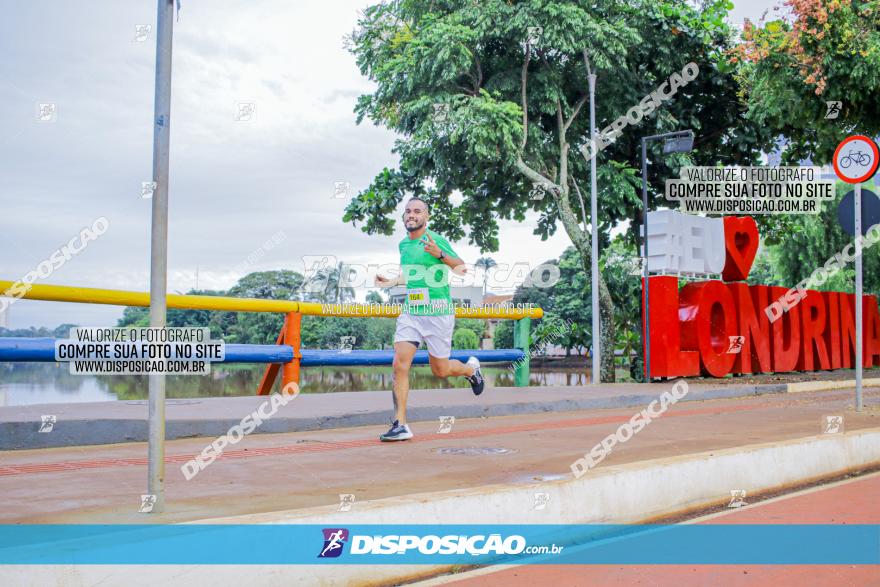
[{"left": 0, "top": 362, "right": 591, "bottom": 407}]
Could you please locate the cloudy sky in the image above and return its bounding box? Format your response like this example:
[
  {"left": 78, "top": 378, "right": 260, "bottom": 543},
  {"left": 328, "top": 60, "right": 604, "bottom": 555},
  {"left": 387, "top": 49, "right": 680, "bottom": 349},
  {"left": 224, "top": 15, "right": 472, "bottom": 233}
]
[{"left": 1, "top": 0, "right": 770, "bottom": 330}]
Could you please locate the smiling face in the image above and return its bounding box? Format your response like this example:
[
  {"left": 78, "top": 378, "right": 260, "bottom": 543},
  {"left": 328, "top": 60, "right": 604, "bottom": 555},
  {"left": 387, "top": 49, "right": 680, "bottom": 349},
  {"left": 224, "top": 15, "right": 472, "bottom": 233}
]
[{"left": 403, "top": 199, "right": 429, "bottom": 233}]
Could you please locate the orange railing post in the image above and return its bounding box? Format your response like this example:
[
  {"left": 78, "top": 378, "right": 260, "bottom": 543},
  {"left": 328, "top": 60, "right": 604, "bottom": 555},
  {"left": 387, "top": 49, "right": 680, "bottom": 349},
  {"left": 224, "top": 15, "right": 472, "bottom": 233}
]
[
  {"left": 281, "top": 311, "right": 302, "bottom": 392},
  {"left": 256, "top": 320, "right": 286, "bottom": 395},
  {"left": 256, "top": 311, "right": 302, "bottom": 395}
]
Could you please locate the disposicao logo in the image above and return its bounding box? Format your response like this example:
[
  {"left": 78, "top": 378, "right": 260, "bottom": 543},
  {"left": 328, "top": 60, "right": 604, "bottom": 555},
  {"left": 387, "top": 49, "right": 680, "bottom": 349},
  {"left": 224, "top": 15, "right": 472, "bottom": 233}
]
[
  {"left": 348, "top": 534, "right": 527, "bottom": 555},
  {"left": 318, "top": 528, "right": 349, "bottom": 558}
]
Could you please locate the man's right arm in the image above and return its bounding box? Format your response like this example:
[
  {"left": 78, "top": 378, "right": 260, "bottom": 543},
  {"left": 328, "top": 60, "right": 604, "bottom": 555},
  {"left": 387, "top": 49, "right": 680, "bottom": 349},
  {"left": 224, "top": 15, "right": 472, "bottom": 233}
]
[{"left": 375, "top": 273, "right": 405, "bottom": 288}]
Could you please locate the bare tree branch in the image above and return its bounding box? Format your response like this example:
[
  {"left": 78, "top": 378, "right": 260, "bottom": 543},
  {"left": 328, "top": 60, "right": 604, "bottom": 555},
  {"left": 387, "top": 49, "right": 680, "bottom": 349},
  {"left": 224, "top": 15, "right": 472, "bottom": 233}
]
[
  {"left": 571, "top": 176, "right": 589, "bottom": 230},
  {"left": 472, "top": 51, "right": 483, "bottom": 92},
  {"left": 556, "top": 98, "right": 570, "bottom": 196},
  {"left": 564, "top": 95, "right": 587, "bottom": 133},
  {"left": 516, "top": 157, "right": 557, "bottom": 190}
]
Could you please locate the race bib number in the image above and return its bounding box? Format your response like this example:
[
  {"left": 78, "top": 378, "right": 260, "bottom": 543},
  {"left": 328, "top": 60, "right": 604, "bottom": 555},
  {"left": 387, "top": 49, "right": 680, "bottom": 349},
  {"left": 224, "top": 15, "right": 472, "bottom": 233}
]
[{"left": 407, "top": 288, "right": 429, "bottom": 306}]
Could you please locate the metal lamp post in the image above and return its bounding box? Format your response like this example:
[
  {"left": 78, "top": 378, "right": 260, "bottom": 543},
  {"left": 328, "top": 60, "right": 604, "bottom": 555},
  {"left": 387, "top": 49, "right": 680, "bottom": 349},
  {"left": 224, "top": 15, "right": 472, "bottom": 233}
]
[
  {"left": 640, "top": 130, "right": 694, "bottom": 382},
  {"left": 147, "top": 0, "right": 175, "bottom": 513},
  {"left": 588, "top": 73, "right": 600, "bottom": 384}
]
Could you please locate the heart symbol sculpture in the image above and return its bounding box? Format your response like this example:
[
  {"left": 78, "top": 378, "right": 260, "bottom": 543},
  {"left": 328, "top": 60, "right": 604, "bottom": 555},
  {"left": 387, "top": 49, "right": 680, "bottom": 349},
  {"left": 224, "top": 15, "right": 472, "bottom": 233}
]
[{"left": 722, "top": 216, "right": 759, "bottom": 282}]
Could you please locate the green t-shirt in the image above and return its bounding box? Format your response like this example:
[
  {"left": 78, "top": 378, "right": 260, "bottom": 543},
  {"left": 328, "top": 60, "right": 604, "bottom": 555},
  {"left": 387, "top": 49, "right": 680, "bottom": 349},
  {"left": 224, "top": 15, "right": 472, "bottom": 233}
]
[{"left": 399, "top": 229, "right": 458, "bottom": 316}]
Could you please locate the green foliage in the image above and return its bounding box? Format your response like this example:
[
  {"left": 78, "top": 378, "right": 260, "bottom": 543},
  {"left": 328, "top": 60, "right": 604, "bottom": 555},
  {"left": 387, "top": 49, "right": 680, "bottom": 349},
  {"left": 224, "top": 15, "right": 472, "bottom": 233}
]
[
  {"left": 118, "top": 306, "right": 149, "bottom": 328},
  {"left": 767, "top": 184, "right": 880, "bottom": 296},
  {"left": 454, "top": 318, "right": 487, "bottom": 344},
  {"left": 615, "top": 328, "right": 640, "bottom": 359},
  {"left": 301, "top": 316, "right": 371, "bottom": 350},
  {"left": 363, "top": 317, "right": 397, "bottom": 350},
  {"left": 493, "top": 319, "right": 514, "bottom": 349},
  {"left": 219, "top": 273, "right": 304, "bottom": 344},
  {"left": 502, "top": 236, "right": 641, "bottom": 356},
  {"left": 600, "top": 237, "right": 642, "bottom": 336},
  {"left": 746, "top": 246, "right": 781, "bottom": 287},
  {"left": 366, "top": 290, "right": 385, "bottom": 303},
  {"left": 452, "top": 328, "right": 480, "bottom": 349},
  {"left": 0, "top": 325, "right": 80, "bottom": 338},
  {"left": 745, "top": 183, "right": 880, "bottom": 298}
]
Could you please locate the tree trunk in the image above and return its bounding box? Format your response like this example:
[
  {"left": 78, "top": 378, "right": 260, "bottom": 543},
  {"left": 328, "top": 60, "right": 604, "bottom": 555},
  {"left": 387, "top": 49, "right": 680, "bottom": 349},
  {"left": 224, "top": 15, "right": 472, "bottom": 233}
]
[{"left": 514, "top": 149, "right": 617, "bottom": 380}]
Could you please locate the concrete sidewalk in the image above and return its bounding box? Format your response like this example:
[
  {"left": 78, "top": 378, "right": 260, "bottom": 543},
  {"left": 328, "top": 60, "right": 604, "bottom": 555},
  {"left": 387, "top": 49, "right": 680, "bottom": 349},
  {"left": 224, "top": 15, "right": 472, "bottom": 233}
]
[
  {"left": 1, "top": 386, "right": 877, "bottom": 526},
  {"left": 0, "top": 381, "right": 789, "bottom": 449}
]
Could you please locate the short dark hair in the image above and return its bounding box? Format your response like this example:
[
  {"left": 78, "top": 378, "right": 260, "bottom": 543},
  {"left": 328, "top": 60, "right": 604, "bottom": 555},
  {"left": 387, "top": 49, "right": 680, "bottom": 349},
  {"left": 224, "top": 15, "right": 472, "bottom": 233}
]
[{"left": 406, "top": 197, "right": 430, "bottom": 214}]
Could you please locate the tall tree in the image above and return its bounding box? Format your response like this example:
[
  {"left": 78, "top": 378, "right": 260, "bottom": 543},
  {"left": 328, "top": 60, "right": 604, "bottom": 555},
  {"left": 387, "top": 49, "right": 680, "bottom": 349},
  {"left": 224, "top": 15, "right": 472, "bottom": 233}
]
[
  {"left": 732, "top": 0, "right": 880, "bottom": 163},
  {"left": 344, "top": 0, "right": 768, "bottom": 380},
  {"left": 221, "top": 271, "right": 305, "bottom": 344},
  {"left": 366, "top": 290, "right": 385, "bottom": 303}
]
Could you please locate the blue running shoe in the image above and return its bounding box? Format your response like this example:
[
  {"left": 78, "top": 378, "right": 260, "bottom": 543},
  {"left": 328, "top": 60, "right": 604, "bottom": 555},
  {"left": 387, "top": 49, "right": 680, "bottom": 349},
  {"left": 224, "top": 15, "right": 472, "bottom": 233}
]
[
  {"left": 380, "top": 419, "right": 413, "bottom": 442},
  {"left": 465, "top": 356, "right": 485, "bottom": 396}
]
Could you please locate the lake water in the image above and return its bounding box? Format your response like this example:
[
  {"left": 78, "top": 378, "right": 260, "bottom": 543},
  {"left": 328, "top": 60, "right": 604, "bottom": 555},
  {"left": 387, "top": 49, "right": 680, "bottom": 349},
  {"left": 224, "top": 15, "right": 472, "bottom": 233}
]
[{"left": 0, "top": 362, "right": 592, "bottom": 407}]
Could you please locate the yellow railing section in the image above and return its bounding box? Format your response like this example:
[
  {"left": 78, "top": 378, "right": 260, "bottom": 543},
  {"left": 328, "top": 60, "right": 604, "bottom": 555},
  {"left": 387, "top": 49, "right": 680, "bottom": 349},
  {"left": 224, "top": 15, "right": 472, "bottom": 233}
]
[{"left": 0, "top": 281, "right": 543, "bottom": 320}]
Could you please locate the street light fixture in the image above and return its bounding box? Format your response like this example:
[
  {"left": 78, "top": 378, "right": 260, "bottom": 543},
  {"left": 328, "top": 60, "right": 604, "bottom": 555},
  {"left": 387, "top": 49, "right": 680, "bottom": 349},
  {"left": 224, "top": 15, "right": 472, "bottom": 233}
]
[
  {"left": 640, "top": 130, "right": 695, "bottom": 382},
  {"left": 662, "top": 133, "right": 695, "bottom": 155}
]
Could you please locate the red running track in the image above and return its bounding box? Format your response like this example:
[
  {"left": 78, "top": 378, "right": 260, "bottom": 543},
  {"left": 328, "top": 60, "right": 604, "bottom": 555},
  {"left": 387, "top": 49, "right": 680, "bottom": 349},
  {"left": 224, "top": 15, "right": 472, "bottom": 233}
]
[{"left": 439, "top": 473, "right": 880, "bottom": 587}]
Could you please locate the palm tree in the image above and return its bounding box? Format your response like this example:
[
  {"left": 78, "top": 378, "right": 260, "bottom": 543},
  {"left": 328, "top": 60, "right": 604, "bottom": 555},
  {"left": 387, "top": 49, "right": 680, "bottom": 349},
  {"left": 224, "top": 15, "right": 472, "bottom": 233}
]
[
  {"left": 474, "top": 257, "right": 497, "bottom": 298},
  {"left": 301, "top": 262, "right": 356, "bottom": 303},
  {"left": 615, "top": 329, "right": 640, "bottom": 368}
]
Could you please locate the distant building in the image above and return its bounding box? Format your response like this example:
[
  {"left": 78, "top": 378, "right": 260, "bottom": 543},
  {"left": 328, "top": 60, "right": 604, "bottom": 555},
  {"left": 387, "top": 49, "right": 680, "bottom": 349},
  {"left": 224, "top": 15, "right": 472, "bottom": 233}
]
[
  {"left": 482, "top": 294, "right": 513, "bottom": 307},
  {"left": 481, "top": 294, "right": 513, "bottom": 350},
  {"left": 0, "top": 303, "right": 7, "bottom": 329}
]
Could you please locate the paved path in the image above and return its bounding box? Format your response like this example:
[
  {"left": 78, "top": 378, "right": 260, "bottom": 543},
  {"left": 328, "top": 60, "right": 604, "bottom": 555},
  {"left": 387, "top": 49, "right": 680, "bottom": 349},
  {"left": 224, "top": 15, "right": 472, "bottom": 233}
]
[
  {"left": 0, "top": 381, "right": 790, "bottom": 449},
  {"left": 0, "top": 386, "right": 877, "bottom": 524}
]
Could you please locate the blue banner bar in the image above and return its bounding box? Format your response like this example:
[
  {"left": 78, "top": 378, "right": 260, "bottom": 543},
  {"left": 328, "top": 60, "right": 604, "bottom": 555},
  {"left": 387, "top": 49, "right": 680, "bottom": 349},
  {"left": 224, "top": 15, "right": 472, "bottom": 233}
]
[
  {"left": 1, "top": 525, "right": 877, "bottom": 565},
  {"left": 0, "top": 337, "right": 523, "bottom": 365}
]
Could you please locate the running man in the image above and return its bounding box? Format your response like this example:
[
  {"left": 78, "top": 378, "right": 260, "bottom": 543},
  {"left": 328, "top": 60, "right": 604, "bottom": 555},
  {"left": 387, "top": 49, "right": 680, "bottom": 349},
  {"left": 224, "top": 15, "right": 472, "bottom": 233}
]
[{"left": 374, "top": 197, "right": 485, "bottom": 441}]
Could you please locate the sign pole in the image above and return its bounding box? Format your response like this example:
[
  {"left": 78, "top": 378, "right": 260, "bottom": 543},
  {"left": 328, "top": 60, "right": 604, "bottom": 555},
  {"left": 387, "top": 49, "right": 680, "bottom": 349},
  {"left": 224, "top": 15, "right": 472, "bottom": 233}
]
[
  {"left": 855, "top": 182, "right": 863, "bottom": 412},
  {"left": 832, "top": 135, "right": 877, "bottom": 412},
  {"left": 641, "top": 139, "right": 650, "bottom": 381}
]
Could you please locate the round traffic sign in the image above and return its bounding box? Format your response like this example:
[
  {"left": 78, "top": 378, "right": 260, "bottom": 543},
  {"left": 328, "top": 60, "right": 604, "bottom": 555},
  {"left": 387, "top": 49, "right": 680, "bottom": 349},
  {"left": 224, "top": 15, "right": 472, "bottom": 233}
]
[
  {"left": 833, "top": 135, "right": 879, "bottom": 184},
  {"left": 837, "top": 189, "right": 880, "bottom": 236}
]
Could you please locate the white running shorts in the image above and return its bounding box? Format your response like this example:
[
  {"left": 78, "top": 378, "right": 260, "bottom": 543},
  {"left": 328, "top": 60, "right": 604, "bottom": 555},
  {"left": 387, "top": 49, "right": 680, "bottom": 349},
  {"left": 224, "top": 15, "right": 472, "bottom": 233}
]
[{"left": 393, "top": 313, "right": 455, "bottom": 358}]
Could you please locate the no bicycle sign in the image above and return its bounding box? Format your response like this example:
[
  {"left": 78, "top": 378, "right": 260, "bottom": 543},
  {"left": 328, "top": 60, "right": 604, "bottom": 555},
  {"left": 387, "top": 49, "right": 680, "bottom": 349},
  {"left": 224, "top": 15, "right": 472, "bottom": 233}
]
[{"left": 833, "top": 135, "right": 879, "bottom": 184}]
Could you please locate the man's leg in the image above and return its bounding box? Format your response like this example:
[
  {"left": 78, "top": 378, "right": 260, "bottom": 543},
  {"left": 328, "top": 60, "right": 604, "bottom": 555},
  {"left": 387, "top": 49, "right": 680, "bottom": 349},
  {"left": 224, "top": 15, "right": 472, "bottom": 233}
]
[
  {"left": 423, "top": 315, "right": 485, "bottom": 395},
  {"left": 427, "top": 355, "right": 474, "bottom": 379},
  {"left": 392, "top": 341, "right": 418, "bottom": 423}
]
